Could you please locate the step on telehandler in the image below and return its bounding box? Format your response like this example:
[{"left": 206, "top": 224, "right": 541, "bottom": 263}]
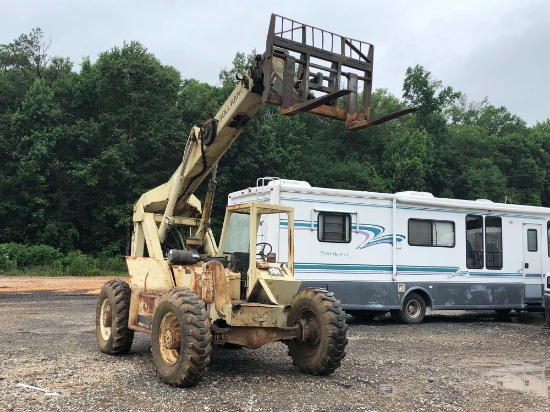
[{"left": 95, "top": 14, "right": 415, "bottom": 387}]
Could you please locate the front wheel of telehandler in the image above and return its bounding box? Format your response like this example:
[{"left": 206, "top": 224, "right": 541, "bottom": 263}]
[
  {"left": 287, "top": 288, "right": 348, "bottom": 375},
  {"left": 151, "top": 288, "right": 212, "bottom": 387},
  {"left": 96, "top": 280, "right": 134, "bottom": 355}
]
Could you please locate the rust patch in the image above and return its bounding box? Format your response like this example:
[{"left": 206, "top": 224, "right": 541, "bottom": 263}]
[
  {"left": 209, "top": 261, "right": 231, "bottom": 317},
  {"left": 212, "top": 324, "right": 300, "bottom": 349},
  {"left": 198, "top": 264, "right": 213, "bottom": 304}
]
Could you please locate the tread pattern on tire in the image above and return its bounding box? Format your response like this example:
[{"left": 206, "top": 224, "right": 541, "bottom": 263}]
[
  {"left": 152, "top": 288, "right": 212, "bottom": 388},
  {"left": 288, "top": 287, "right": 348, "bottom": 376},
  {"left": 96, "top": 280, "right": 134, "bottom": 355}
]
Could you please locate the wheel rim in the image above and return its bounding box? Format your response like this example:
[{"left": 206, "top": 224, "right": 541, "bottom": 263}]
[
  {"left": 406, "top": 299, "right": 421, "bottom": 318},
  {"left": 294, "top": 308, "right": 321, "bottom": 357},
  {"left": 99, "top": 298, "right": 112, "bottom": 341},
  {"left": 158, "top": 311, "right": 181, "bottom": 366}
]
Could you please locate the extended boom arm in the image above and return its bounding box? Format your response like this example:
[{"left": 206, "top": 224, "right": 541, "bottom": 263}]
[{"left": 130, "top": 14, "right": 415, "bottom": 259}]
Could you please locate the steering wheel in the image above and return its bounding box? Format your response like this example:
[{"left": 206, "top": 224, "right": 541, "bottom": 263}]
[{"left": 256, "top": 242, "right": 273, "bottom": 261}]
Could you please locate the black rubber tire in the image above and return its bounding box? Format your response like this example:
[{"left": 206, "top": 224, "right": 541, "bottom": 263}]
[
  {"left": 545, "top": 307, "right": 550, "bottom": 328},
  {"left": 494, "top": 309, "right": 512, "bottom": 316},
  {"left": 396, "top": 292, "right": 426, "bottom": 324},
  {"left": 287, "top": 288, "right": 348, "bottom": 375},
  {"left": 95, "top": 280, "right": 134, "bottom": 355},
  {"left": 390, "top": 309, "right": 402, "bottom": 324},
  {"left": 151, "top": 288, "right": 212, "bottom": 387}
]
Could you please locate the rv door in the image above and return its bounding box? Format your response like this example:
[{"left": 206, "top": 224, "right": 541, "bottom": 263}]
[{"left": 523, "top": 223, "right": 543, "bottom": 303}]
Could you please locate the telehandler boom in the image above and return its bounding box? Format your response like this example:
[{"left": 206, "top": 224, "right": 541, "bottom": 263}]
[{"left": 95, "top": 14, "right": 414, "bottom": 387}]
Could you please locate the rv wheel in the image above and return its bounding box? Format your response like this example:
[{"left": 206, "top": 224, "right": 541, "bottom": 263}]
[
  {"left": 96, "top": 280, "right": 134, "bottom": 355},
  {"left": 287, "top": 288, "right": 348, "bottom": 375},
  {"left": 151, "top": 288, "right": 212, "bottom": 387},
  {"left": 396, "top": 292, "right": 426, "bottom": 324},
  {"left": 546, "top": 307, "right": 550, "bottom": 328}
]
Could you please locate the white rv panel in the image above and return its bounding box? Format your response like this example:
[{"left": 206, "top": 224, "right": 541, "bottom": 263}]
[{"left": 229, "top": 179, "right": 550, "bottom": 323}]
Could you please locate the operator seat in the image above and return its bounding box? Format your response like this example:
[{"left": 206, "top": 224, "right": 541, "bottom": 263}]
[{"left": 230, "top": 252, "right": 250, "bottom": 272}]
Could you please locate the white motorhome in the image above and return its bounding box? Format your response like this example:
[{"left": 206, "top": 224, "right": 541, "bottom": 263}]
[{"left": 228, "top": 178, "right": 550, "bottom": 324}]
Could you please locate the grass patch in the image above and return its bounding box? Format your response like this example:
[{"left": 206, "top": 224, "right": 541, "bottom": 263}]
[{"left": 0, "top": 243, "right": 128, "bottom": 277}]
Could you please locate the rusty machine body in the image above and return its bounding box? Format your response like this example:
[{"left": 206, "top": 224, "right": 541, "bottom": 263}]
[{"left": 95, "top": 14, "right": 414, "bottom": 387}]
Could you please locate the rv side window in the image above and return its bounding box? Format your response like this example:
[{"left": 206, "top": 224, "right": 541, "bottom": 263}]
[
  {"left": 547, "top": 222, "right": 550, "bottom": 257},
  {"left": 485, "top": 217, "right": 503, "bottom": 270},
  {"left": 527, "top": 229, "right": 538, "bottom": 252},
  {"left": 466, "top": 215, "right": 483, "bottom": 269},
  {"left": 318, "top": 212, "right": 351, "bottom": 243},
  {"left": 408, "top": 219, "right": 455, "bottom": 247}
]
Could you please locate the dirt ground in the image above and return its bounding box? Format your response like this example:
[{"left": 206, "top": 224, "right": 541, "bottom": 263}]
[
  {"left": 1, "top": 276, "right": 550, "bottom": 412},
  {"left": 0, "top": 276, "right": 112, "bottom": 295}
]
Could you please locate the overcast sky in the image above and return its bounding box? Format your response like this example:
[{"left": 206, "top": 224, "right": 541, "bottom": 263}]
[{"left": 1, "top": 0, "right": 549, "bottom": 125}]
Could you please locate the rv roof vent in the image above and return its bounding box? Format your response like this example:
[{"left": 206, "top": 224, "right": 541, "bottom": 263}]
[
  {"left": 476, "top": 199, "right": 494, "bottom": 203},
  {"left": 395, "top": 191, "right": 434, "bottom": 198},
  {"left": 270, "top": 179, "right": 311, "bottom": 187}
]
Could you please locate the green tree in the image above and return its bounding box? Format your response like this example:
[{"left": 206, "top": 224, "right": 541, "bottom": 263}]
[
  {"left": 403, "top": 65, "right": 460, "bottom": 136},
  {"left": 0, "top": 79, "right": 79, "bottom": 250},
  {"left": 218, "top": 51, "right": 257, "bottom": 88},
  {"left": 454, "top": 158, "right": 508, "bottom": 201},
  {"left": 449, "top": 95, "right": 527, "bottom": 137},
  {"left": 68, "top": 41, "right": 184, "bottom": 253},
  {"left": 382, "top": 129, "right": 435, "bottom": 192}
]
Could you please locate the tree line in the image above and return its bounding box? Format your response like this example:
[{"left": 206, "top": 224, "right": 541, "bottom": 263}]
[{"left": 1, "top": 28, "right": 549, "bottom": 257}]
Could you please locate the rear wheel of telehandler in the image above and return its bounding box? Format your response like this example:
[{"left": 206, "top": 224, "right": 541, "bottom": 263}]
[
  {"left": 96, "top": 280, "right": 134, "bottom": 354},
  {"left": 287, "top": 288, "right": 348, "bottom": 375},
  {"left": 151, "top": 288, "right": 212, "bottom": 387}
]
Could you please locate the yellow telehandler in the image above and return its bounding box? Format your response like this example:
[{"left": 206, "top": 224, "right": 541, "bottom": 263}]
[{"left": 95, "top": 14, "right": 414, "bottom": 387}]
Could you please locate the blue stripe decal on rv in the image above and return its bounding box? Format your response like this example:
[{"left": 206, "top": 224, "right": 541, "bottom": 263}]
[
  {"left": 282, "top": 220, "right": 405, "bottom": 248},
  {"left": 283, "top": 220, "right": 404, "bottom": 234},
  {"left": 294, "top": 263, "right": 458, "bottom": 273},
  {"left": 465, "top": 272, "right": 526, "bottom": 278},
  {"left": 294, "top": 263, "right": 526, "bottom": 278}
]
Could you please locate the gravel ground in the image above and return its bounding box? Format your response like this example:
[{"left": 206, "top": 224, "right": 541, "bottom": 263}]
[{"left": 1, "top": 277, "right": 550, "bottom": 411}]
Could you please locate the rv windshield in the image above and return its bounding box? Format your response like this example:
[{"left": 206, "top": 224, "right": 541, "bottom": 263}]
[{"left": 223, "top": 212, "right": 250, "bottom": 254}]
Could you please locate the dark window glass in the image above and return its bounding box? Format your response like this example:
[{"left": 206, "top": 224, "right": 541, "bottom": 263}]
[
  {"left": 466, "top": 215, "right": 483, "bottom": 269},
  {"left": 318, "top": 212, "right": 351, "bottom": 243},
  {"left": 547, "top": 222, "right": 550, "bottom": 258},
  {"left": 527, "top": 229, "right": 538, "bottom": 252},
  {"left": 408, "top": 219, "right": 455, "bottom": 247},
  {"left": 485, "top": 217, "right": 502, "bottom": 270}
]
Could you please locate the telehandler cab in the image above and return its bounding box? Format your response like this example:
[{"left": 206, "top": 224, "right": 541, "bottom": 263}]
[{"left": 95, "top": 14, "right": 414, "bottom": 387}]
